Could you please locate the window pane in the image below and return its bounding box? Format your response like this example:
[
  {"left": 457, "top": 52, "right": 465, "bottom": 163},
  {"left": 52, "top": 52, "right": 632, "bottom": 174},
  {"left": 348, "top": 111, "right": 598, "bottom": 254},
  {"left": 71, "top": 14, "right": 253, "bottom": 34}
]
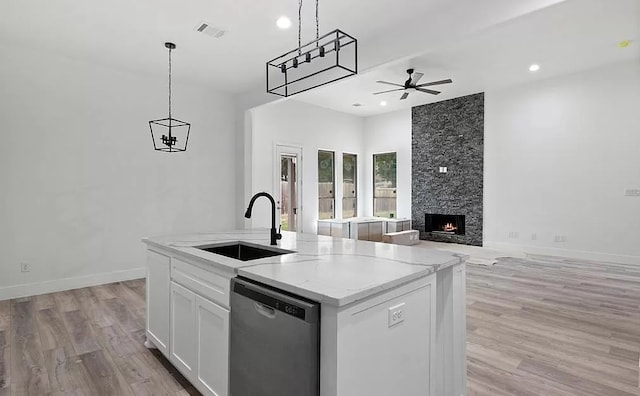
[
  {"left": 342, "top": 153, "right": 357, "bottom": 218},
  {"left": 373, "top": 153, "right": 397, "bottom": 218},
  {"left": 318, "top": 150, "right": 335, "bottom": 219}
]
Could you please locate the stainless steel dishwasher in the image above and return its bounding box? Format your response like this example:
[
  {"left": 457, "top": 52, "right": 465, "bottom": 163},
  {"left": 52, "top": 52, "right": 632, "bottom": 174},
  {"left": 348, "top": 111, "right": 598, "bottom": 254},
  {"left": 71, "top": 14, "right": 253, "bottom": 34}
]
[{"left": 230, "top": 277, "right": 320, "bottom": 396}]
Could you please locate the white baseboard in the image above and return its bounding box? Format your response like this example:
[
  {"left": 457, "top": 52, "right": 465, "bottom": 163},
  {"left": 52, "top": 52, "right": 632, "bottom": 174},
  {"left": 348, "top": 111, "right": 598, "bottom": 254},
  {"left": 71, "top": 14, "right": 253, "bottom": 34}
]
[
  {"left": 483, "top": 241, "right": 640, "bottom": 266},
  {"left": 0, "top": 267, "right": 146, "bottom": 301}
]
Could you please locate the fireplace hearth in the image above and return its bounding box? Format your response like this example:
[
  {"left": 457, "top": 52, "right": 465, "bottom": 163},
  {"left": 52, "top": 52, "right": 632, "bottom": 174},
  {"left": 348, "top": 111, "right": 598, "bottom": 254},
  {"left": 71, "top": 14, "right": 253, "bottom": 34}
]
[{"left": 425, "top": 214, "right": 465, "bottom": 236}]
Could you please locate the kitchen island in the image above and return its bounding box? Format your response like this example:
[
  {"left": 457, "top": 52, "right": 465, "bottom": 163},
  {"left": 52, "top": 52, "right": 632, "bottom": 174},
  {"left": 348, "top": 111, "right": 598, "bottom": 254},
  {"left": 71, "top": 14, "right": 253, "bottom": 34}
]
[{"left": 143, "top": 229, "right": 467, "bottom": 396}]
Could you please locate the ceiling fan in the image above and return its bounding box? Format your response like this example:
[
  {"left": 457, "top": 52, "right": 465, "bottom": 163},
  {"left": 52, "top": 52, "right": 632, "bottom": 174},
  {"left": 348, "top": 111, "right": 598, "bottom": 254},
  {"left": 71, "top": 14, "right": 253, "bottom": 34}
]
[{"left": 373, "top": 69, "right": 452, "bottom": 100}]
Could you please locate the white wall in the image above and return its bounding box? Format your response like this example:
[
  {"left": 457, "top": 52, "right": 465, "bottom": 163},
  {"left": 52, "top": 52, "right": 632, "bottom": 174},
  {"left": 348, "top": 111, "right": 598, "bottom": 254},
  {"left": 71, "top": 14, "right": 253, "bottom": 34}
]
[
  {"left": 484, "top": 61, "right": 640, "bottom": 263},
  {"left": 363, "top": 109, "right": 412, "bottom": 219},
  {"left": 249, "top": 100, "right": 364, "bottom": 233},
  {"left": 0, "top": 42, "right": 238, "bottom": 298}
]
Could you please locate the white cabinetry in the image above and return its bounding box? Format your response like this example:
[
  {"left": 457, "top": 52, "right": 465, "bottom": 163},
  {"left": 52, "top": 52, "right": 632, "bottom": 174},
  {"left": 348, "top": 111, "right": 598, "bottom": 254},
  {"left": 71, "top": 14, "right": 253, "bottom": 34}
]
[
  {"left": 321, "top": 274, "right": 437, "bottom": 396},
  {"left": 147, "top": 248, "right": 231, "bottom": 396},
  {"left": 171, "top": 281, "right": 197, "bottom": 377},
  {"left": 146, "top": 250, "right": 170, "bottom": 355},
  {"left": 196, "top": 295, "right": 230, "bottom": 396},
  {"left": 435, "top": 262, "right": 467, "bottom": 396}
]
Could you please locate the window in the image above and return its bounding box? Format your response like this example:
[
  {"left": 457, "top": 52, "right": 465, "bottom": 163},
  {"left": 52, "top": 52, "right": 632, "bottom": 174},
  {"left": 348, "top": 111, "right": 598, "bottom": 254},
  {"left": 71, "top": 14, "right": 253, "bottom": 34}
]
[
  {"left": 318, "top": 150, "right": 335, "bottom": 219},
  {"left": 373, "top": 152, "right": 397, "bottom": 218},
  {"left": 342, "top": 153, "right": 357, "bottom": 218}
]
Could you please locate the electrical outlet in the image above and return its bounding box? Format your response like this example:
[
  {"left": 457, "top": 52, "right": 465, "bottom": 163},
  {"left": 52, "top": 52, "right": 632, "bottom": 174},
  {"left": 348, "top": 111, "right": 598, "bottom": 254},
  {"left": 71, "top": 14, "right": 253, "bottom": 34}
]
[
  {"left": 508, "top": 231, "right": 519, "bottom": 239},
  {"left": 20, "top": 263, "right": 30, "bottom": 272},
  {"left": 554, "top": 235, "right": 566, "bottom": 243},
  {"left": 388, "top": 303, "right": 405, "bottom": 328}
]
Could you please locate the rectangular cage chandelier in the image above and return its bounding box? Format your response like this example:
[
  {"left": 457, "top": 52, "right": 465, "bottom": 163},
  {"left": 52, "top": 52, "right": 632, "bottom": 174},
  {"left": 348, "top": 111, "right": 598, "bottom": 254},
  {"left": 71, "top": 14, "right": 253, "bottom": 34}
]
[{"left": 266, "top": 0, "right": 357, "bottom": 97}]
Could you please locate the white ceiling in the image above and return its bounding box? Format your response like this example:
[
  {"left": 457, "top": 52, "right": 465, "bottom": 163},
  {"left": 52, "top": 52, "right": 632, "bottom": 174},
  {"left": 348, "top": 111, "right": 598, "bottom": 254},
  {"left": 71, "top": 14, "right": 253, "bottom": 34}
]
[
  {"left": 294, "top": 0, "right": 640, "bottom": 116},
  {"left": 0, "top": 0, "right": 564, "bottom": 95}
]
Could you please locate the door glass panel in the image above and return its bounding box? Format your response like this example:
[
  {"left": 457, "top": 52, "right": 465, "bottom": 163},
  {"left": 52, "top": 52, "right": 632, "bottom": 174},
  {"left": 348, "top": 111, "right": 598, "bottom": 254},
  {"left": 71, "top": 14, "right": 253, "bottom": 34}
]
[
  {"left": 280, "top": 155, "right": 297, "bottom": 231},
  {"left": 373, "top": 152, "right": 397, "bottom": 218},
  {"left": 318, "top": 150, "right": 335, "bottom": 219},
  {"left": 342, "top": 153, "right": 357, "bottom": 218}
]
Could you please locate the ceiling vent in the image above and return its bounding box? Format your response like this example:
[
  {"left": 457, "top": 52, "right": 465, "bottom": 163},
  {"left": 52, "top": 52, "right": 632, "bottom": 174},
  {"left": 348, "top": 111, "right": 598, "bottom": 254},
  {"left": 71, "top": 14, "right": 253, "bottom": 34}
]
[{"left": 195, "top": 22, "right": 225, "bottom": 39}]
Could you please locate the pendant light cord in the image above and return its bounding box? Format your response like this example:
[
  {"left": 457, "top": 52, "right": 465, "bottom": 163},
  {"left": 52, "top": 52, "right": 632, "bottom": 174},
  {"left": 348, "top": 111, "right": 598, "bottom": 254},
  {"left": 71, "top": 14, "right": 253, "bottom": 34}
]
[
  {"left": 298, "top": 0, "right": 302, "bottom": 55},
  {"left": 297, "top": 0, "right": 320, "bottom": 51},
  {"left": 168, "top": 47, "right": 172, "bottom": 120}
]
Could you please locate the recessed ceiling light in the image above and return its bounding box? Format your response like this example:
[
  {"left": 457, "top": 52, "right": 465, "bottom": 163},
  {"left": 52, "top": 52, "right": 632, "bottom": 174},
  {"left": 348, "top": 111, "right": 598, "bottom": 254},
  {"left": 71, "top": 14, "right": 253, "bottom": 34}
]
[
  {"left": 529, "top": 64, "right": 540, "bottom": 72},
  {"left": 352, "top": 103, "right": 363, "bottom": 107},
  {"left": 276, "top": 16, "right": 291, "bottom": 29},
  {"left": 380, "top": 101, "right": 387, "bottom": 107}
]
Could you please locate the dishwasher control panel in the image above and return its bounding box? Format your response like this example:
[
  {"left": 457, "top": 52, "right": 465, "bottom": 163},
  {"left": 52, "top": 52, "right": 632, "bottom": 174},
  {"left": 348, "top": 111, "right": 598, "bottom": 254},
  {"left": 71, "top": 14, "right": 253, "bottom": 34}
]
[{"left": 233, "top": 279, "right": 310, "bottom": 320}]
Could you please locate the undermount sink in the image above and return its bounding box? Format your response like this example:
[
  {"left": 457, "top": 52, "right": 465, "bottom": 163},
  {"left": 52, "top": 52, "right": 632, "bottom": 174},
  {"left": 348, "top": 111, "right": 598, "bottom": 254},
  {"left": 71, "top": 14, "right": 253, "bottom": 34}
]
[{"left": 196, "top": 242, "right": 294, "bottom": 262}]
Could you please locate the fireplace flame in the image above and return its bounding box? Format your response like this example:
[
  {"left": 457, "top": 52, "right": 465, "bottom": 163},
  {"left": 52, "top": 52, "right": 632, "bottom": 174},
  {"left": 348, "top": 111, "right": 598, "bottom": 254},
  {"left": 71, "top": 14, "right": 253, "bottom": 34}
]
[{"left": 442, "top": 223, "right": 457, "bottom": 232}]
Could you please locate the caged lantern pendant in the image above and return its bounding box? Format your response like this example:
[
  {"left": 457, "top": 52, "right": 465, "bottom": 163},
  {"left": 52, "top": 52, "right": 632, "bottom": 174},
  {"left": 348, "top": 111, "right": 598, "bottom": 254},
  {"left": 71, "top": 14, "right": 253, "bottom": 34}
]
[{"left": 149, "top": 42, "right": 191, "bottom": 152}]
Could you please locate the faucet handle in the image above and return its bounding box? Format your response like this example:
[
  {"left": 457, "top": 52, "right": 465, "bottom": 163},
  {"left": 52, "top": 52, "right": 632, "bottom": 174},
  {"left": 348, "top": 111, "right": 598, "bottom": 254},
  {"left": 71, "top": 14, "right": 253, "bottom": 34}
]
[{"left": 276, "top": 225, "right": 282, "bottom": 239}]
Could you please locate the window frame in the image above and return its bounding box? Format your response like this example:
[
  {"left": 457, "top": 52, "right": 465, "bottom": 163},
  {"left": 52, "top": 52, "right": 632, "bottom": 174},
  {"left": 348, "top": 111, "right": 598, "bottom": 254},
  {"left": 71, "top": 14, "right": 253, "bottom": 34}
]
[
  {"left": 317, "top": 150, "right": 336, "bottom": 219},
  {"left": 342, "top": 152, "right": 358, "bottom": 219},
  {"left": 372, "top": 152, "right": 397, "bottom": 218}
]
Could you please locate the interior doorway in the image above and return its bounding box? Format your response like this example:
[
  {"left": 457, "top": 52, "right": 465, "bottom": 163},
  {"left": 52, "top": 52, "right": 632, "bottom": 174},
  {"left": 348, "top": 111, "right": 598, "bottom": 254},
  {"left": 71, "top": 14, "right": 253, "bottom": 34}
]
[{"left": 274, "top": 145, "right": 302, "bottom": 232}]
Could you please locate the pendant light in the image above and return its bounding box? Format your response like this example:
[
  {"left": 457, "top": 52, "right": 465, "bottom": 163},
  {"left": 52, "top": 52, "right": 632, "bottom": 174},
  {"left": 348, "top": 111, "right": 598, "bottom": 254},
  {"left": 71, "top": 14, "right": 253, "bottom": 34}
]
[
  {"left": 266, "top": 0, "right": 358, "bottom": 97},
  {"left": 149, "top": 42, "right": 191, "bottom": 152}
]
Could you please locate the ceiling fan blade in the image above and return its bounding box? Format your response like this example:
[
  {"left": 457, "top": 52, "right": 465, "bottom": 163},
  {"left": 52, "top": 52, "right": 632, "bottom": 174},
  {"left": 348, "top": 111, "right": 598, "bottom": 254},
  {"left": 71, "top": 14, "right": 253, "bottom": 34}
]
[
  {"left": 373, "top": 88, "right": 405, "bottom": 95},
  {"left": 400, "top": 92, "right": 410, "bottom": 100},
  {"left": 411, "top": 72, "right": 424, "bottom": 85},
  {"left": 416, "top": 88, "right": 441, "bottom": 95},
  {"left": 376, "top": 81, "right": 404, "bottom": 87},
  {"left": 416, "top": 79, "right": 453, "bottom": 88}
]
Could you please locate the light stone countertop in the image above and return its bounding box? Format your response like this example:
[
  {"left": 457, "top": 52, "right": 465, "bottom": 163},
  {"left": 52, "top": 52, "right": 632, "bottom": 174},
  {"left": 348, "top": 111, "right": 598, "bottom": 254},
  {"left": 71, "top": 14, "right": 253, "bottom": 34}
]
[{"left": 143, "top": 229, "right": 466, "bottom": 307}]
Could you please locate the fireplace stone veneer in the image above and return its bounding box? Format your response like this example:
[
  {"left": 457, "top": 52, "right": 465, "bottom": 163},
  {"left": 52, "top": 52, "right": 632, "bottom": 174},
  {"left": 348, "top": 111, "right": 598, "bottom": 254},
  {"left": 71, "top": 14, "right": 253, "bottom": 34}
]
[{"left": 411, "top": 93, "right": 484, "bottom": 246}]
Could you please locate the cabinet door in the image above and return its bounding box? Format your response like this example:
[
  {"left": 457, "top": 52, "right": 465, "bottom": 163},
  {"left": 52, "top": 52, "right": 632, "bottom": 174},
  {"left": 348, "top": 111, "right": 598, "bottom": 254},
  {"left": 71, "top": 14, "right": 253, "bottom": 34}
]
[
  {"left": 171, "top": 281, "right": 197, "bottom": 379},
  {"left": 317, "top": 221, "right": 331, "bottom": 236},
  {"left": 369, "top": 222, "right": 383, "bottom": 242},
  {"left": 147, "top": 250, "right": 170, "bottom": 355},
  {"left": 357, "top": 223, "right": 369, "bottom": 241},
  {"left": 196, "top": 296, "right": 230, "bottom": 396}
]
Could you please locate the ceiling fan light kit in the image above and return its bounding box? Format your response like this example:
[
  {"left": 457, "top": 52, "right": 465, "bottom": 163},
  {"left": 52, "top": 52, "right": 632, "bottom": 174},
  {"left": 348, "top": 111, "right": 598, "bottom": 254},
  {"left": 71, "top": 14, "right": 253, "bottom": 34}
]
[
  {"left": 374, "top": 68, "right": 453, "bottom": 101},
  {"left": 266, "top": 0, "right": 358, "bottom": 97},
  {"left": 149, "top": 42, "right": 191, "bottom": 152}
]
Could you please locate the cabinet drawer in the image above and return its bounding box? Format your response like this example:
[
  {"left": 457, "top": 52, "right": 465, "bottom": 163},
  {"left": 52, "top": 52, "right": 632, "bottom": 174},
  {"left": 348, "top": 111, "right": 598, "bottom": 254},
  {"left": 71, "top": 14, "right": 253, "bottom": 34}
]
[{"left": 171, "top": 258, "right": 231, "bottom": 309}]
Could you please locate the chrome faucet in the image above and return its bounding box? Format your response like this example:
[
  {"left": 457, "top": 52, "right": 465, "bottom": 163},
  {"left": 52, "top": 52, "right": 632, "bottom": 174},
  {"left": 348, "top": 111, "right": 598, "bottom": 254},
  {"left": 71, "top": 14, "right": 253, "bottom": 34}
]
[{"left": 244, "top": 192, "right": 282, "bottom": 246}]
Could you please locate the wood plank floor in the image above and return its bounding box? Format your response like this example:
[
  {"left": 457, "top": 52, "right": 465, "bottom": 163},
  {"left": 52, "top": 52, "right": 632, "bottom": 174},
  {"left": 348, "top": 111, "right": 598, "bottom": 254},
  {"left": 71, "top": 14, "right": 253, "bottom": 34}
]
[
  {"left": 0, "top": 280, "right": 200, "bottom": 396},
  {"left": 0, "top": 255, "right": 638, "bottom": 395},
  {"left": 467, "top": 255, "right": 640, "bottom": 396}
]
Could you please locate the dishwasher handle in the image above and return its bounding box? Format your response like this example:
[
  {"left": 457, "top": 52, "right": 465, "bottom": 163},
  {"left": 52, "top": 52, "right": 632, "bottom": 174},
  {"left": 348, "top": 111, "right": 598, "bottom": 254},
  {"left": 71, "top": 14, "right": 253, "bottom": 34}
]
[
  {"left": 254, "top": 302, "right": 276, "bottom": 319},
  {"left": 232, "top": 277, "right": 319, "bottom": 323}
]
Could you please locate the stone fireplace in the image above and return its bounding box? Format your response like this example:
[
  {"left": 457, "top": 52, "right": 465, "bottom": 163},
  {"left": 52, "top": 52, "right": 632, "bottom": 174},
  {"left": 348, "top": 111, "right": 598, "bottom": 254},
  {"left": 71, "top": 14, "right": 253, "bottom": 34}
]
[{"left": 411, "top": 93, "right": 484, "bottom": 246}]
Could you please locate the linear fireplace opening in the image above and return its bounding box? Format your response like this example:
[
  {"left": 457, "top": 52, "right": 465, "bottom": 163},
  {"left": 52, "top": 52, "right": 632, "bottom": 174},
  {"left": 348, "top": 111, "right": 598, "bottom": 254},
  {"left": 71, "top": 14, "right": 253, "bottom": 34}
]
[{"left": 425, "top": 214, "right": 465, "bottom": 236}]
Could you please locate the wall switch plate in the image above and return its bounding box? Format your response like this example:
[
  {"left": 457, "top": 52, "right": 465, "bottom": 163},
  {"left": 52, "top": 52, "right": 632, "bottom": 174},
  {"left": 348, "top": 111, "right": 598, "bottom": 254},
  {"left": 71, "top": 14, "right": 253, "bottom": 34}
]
[
  {"left": 438, "top": 166, "right": 448, "bottom": 173},
  {"left": 508, "top": 231, "right": 519, "bottom": 239},
  {"left": 554, "top": 235, "right": 567, "bottom": 243},
  {"left": 388, "top": 303, "right": 405, "bottom": 327},
  {"left": 624, "top": 189, "right": 640, "bottom": 197},
  {"left": 20, "top": 263, "right": 30, "bottom": 272},
  {"left": 531, "top": 233, "right": 537, "bottom": 241}
]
